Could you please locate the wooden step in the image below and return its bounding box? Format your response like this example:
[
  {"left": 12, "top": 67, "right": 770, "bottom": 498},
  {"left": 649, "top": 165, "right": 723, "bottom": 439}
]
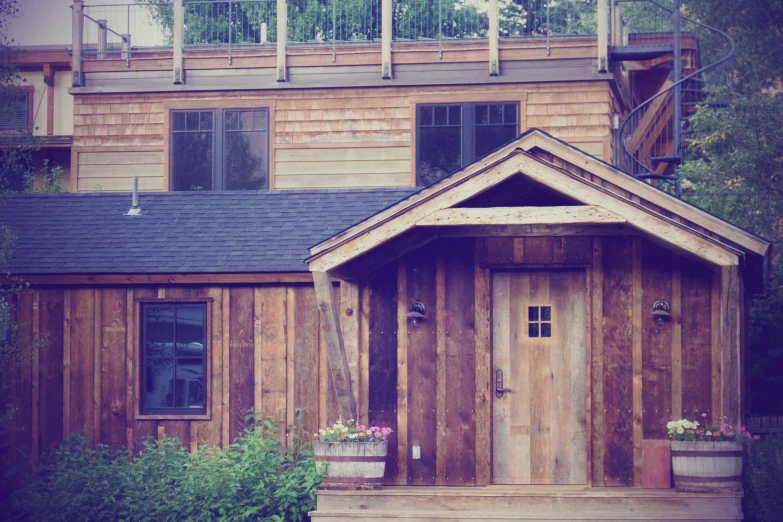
[
  {"left": 310, "top": 510, "right": 742, "bottom": 522},
  {"left": 314, "top": 488, "right": 742, "bottom": 520}
]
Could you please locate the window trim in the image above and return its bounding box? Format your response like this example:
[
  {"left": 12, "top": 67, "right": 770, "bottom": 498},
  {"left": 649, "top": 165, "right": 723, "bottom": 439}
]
[
  {"left": 409, "top": 93, "right": 527, "bottom": 187},
  {"left": 163, "top": 99, "right": 276, "bottom": 191},
  {"left": 134, "top": 298, "right": 212, "bottom": 421},
  {"left": 0, "top": 85, "right": 34, "bottom": 133}
]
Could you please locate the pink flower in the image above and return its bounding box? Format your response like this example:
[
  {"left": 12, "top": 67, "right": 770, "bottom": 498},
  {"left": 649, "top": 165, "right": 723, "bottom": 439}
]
[{"left": 754, "top": 435, "right": 760, "bottom": 440}]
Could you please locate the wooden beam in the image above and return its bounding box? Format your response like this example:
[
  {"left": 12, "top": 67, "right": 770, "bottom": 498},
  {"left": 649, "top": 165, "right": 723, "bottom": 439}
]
[
  {"left": 590, "top": 238, "right": 604, "bottom": 485},
  {"left": 473, "top": 240, "right": 491, "bottom": 486},
  {"left": 312, "top": 271, "right": 357, "bottom": 422},
  {"left": 632, "top": 237, "right": 642, "bottom": 487},
  {"left": 72, "top": 0, "right": 83, "bottom": 87},
  {"left": 435, "top": 224, "right": 631, "bottom": 238},
  {"left": 381, "top": 0, "right": 392, "bottom": 79},
  {"left": 7, "top": 273, "right": 313, "bottom": 286},
  {"left": 720, "top": 265, "right": 741, "bottom": 424},
  {"left": 333, "top": 228, "right": 438, "bottom": 280},
  {"left": 172, "top": 0, "right": 184, "bottom": 84},
  {"left": 44, "top": 64, "right": 54, "bottom": 135},
  {"left": 488, "top": 0, "right": 499, "bottom": 76},
  {"left": 396, "top": 260, "right": 408, "bottom": 484},
  {"left": 416, "top": 206, "right": 626, "bottom": 227},
  {"left": 597, "top": 0, "right": 608, "bottom": 72},
  {"left": 276, "top": 0, "right": 287, "bottom": 81}
]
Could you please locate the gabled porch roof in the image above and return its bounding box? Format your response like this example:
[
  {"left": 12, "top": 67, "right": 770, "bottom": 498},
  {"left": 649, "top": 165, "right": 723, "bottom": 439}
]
[{"left": 306, "top": 130, "right": 770, "bottom": 287}]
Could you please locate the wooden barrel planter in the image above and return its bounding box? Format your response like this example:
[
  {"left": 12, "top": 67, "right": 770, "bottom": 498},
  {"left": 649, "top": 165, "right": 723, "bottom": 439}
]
[
  {"left": 671, "top": 441, "right": 743, "bottom": 492},
  {"left": 314, "top": 441, "right": 387, "bottom": 490}
]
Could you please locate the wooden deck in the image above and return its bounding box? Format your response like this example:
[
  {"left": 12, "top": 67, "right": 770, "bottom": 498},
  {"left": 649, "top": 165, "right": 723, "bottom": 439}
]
[{"left": 311, "top": 486, "right": 743, "bottom": 521}]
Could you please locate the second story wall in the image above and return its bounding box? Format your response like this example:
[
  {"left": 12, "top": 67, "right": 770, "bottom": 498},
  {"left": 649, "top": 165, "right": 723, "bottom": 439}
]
[
  {"left": 72, "top": 81, "right": 615, "bottom": 193},
  {"left": 14, "top": 70, "right": 74, "bottom": 138}
]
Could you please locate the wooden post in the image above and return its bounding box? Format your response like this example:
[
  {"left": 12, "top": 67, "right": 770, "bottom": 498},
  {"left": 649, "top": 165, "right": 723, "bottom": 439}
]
[
  {"left": 597, "top": 0, "right": 608, "bottom": 72},
  {"left": 72, "top": 0, "right": 84, "bottom": 87},
  {"left": 488, "top": 0, "right": 499, "bottom": 76},
  {"left": 720, "top": 265, "right": 741, "bottom": 425},
  {"left": 381, "top": 0, "right": 392, "bottom": 79},
  {"left": 173, "top": 0, "right": 184, "bottom": 84},
  {"left": 611, "top": 0, "right": 621, "bottom": 47},
  {"left": 622, "top": 16, "right": 629, "bottom": 47},
  {"left": 97, "top": 20, "right": 107, "bottom": 60},
  {"left": 313, "top": 271, "right": 357, "bottom": 421},
  {"left": 122, "top": 34, "right": 131, "bottom": 64},
  {"left": 43, "top": 64, "right": 55, "bottom": 135},
  {"left": 260, "top": 22, "right": 268, "bottom": 44},
  {"left": 276, "top": 0, "right": 287, "bottom": 81}
]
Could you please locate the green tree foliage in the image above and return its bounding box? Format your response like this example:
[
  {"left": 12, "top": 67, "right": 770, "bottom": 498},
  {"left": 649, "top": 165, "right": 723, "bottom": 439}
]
[
  {"left": 743, "top": 434, "right": 783, "bottom": 522},
  {"left": 2, "top": 413, "right": 324, "bottom": 522},
  {"left": 677, "top": 0, "right": 783, "bottom": 415}
]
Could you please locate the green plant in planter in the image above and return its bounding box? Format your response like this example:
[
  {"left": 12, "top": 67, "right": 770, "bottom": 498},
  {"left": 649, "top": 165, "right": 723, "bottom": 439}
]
[
  {"left": 316, "top": 420, "right": 393, "bottom": 442},
  {"left": 668, "top": 415, "right": 760, "bottom": 442}
]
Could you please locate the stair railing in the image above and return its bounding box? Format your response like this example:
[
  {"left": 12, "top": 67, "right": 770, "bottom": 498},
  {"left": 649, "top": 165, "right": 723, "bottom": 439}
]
[{"left": 615, "top": 0, "right": 735, "bottom": 196}]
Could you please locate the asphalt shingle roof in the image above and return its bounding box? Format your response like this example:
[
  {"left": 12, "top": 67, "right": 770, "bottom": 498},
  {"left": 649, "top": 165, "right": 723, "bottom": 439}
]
[{"left": 0, "top": 189, "right": 420, "bottom": 274}]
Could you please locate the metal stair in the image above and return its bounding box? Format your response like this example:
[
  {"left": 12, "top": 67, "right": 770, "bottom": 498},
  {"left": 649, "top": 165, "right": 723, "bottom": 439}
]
[{"left": 612, "top": 0, "right": 736, "bottom": 196}]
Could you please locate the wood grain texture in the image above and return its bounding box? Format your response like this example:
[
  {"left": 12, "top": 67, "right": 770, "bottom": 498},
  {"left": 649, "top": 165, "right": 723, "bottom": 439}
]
[
  {"left": 255, "top": 286, "right": 288, "bottom": 445},
  {"left": 132, "top": 287, "right": 157, "bottom": 452},
  {"left": 62, "top": 291, "right": 71, "bottom": 441},
  {"left": 359, "top": 285, "right": 370, "bottom": 426},
  {"left": 38, "top": 289, "right": 65, "bottom": 456},
  {"left": 340, "top": 281, "right": 361, "bottom": 423},
  {"left": 294, "top": 286, "right": 320, "bottom": 440},
  {"left": 229, "top": 287, "right": 255, "bottom": 441},
  {"left": 602, "top": 237, "right": 634, "bottom": 487},
  {"left": 473, "top": 239, "right": 491, "bottom": 486},
  {"left": 443, "top": 239, "right": 476, "bottom": 486},
  {"left": 367, "top": 269, "right": 399, "bottom": 484},
  {"left": 194, "top": 287, "right": 223, "bottom": 449},
  {"left": 70, "top": 288, "right": 95, "bottom": 443},
  {"left": 590, "top": 238, "right": 604, "bottom": 486},
  {"left": 671, "top": 256, "right": 683, "bottom": 421},
  {"left": 641, "top": 241, "right": 673, "bottom": 439},
  {"left": 631, "top": 238, "right": 642, "bottom": 487},
  {"left": 405, "top": 248, "right": 437, "bottom": 485},
  {"left": 435, "top": 252, "right": 447, "bottom": 485},
  {"left": 100, "top": 288, "right": 127, "bottom": 449},
  {"left": 396, "top": 259, "right": 409, "bottom": 485},
  {"left": 681, "top": 258, "right": 713, "bottom": 422}
]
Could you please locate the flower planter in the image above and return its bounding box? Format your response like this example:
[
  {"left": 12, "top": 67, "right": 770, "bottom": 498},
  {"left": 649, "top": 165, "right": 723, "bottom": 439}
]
[
  {"left": 314, "top": 440, "right": 387, "bottom": 490},
  {"left": 671, "top": 440, "right": 743, "bottom": 492}
]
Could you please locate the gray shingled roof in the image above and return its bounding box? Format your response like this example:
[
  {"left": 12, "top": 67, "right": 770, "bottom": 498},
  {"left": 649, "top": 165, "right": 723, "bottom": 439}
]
[{"left": 0, "top": 189, "right": 419, "bottom": 274}]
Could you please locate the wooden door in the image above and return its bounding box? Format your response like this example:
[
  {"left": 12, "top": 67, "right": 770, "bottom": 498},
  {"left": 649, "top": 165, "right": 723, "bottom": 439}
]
[{"left": 492, "top": 271, "right": 588, "bottom": 485}]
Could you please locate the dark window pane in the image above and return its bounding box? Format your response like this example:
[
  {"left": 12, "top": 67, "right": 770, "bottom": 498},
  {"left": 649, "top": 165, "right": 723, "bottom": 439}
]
[
  {"left": 145, "top": 358, "right": 175, "bottom": 409},
  {"left": 225, "top": 110, "right": 239, "bottom": 131},
  {"left": 175, "top": 307, "right": 205, "bottom": 356},
  {"left": 175, "top": 358, "right": 205, "bottom": 409},
  {"left": 418, "top": 126, "right": 461, "bottom": 186},
  {"left": 0, "top": 92, "right": 29, "bottom": 130},
  {"left": 528, "top": 323, "right": 539, "bottom": 338},
  {"left": 475, "top": 124, "right": 517, "bottom": 158},
  {"left": 449, "top": 105, "right": 461, "bottom": 125},
  {"left": 146, "top": 307, "right": 174, "bottom": 357},
  {"left": 504, "top": 104, "right": 517, "bottom": 123},
  {"left": 225, "top": 130, "right": 268, "bottom": 190},
  {"left": 528, "top": 306, "right": 539, "bottom": 321},
  {"left": 541, "top": 323, "right": 552, "bottom": 338},
  {"left": 253, "top": 110, "right": 268, "bottom": 131},
  {"left": 541, "top": 306, "right": 551, "bottom": 321},
  {"left": 239, "top": 111, "right": 254, "bottom": 130},
  {"left": 172, "top": 112, "right": 186, "bottom": 132},
  {"left": 476, "top": 104, "right": 489, "bottom": 125},
  {"left": 172, "top": 131, "right": 213, "bottom": 190},
  {"left": 199, "top": 112, "right": 213, "bottom": 131},
  {"left": 434, "top": 106, "right": 448, "bottom": 126},
  {"left": 186, "top": 111, "right": 200, "bottom": 131},
  {"left": 490, "top": 104, "right": 504, "bottom": 124},
  {"left": 419, "top": 106, "right": 433, "bottom": 126}
]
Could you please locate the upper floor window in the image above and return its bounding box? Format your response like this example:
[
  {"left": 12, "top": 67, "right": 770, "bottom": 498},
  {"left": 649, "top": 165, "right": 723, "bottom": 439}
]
[
  {"left": 417, "top": 102, "right": 519, "bottom": 186},
  {"left": 141, "top": 303, "right": 207, "bottom": 416},
  {"left": 0, "top": 88, "right": 32, "bottom": 131},
  {"left": 171, "top": 108, "right": 269, "bottom": 191}
]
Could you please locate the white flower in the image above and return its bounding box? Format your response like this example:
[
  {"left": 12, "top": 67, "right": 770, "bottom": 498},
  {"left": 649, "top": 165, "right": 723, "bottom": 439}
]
[{"left": 677, "top": 427, "right": 685, "bottom": 434}]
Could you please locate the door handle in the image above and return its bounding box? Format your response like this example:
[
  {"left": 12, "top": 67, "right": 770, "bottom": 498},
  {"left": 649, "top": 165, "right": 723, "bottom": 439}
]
[{"left": 496, "top": 368, "right": 512, "bottom": 398}]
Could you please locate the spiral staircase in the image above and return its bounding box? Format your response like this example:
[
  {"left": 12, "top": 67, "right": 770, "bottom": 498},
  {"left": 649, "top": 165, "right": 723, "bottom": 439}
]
[{"left": 612, "top": 0, "right": 736, "bottom": 197}]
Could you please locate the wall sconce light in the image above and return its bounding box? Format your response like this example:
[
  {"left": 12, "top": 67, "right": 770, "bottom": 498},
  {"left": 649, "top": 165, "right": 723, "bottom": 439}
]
[
  {"left": 651, "top": 300, "right": 672, "bottom": 328},
  {"left": 405, "top": 302, "right": 426, "bottom": 328}
]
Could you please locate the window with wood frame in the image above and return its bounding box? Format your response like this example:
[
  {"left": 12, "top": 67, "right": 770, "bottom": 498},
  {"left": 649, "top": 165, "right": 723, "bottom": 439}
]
[
  {"left": 170, "top": 108, "right": 269, "bottom": 191},
  {"left": 0, "top": 86, "right": 33, "bottom": 131},
  {"left": 416, "top": 102, "right": 519, "bottom": 186},
  {"left": 141, "top": 303, "right": 207, "bottom": 415}
]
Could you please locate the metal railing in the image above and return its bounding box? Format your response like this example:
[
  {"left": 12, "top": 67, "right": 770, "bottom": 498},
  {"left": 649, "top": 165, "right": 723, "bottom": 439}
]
[
  {"left": 183, "top": 0, "right": 277, "bottom": 48},
  {"left": 286, "top": 0, "right": 382, "bottom": 45},
  {"left": 616, "top": 0, "right": 735, "bottom": 194},
  {"left": 82, "top": 2, "right": 173, "bottom": 62}
]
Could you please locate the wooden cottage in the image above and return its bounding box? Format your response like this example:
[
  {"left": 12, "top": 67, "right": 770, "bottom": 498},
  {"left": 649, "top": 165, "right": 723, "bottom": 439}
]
[{"left": 0, "top": 0, "right": 773, "bottom": 520}]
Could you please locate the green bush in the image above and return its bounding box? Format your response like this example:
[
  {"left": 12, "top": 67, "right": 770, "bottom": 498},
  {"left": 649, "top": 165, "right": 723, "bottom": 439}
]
[
  {"left": 743, "top": 434, "right": 783, "bottom": 522},
  {"left": 1, "top": 414, "right": 323, "bottom": 522}
]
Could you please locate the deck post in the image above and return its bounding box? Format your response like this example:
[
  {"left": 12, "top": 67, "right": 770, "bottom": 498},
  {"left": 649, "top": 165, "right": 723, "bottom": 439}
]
[
  {"left": 313, "top": 271, "right": 358, "bottom": 422},
  {"left": 173, "top": 0, "right": 184, "bottom": 84},
  {"left": 611, "top": 0, "right": 621, "bottom": 47},
  {"left": 97, "top": 20, "right": 107, "bottom": 60},
  {"left": 381, "top": 0, "right": 392, "bottom": 79},
  {"left": 72, "top": 0, "right": 84, "bottom": 87},
  {"left": 597, "top": 0, "right": 608, "bottom": 72},
  {"left": 277, "top": 0, "right": 287, "bottom": 81},
  {"left": 488, "top": 0, "right": 499, "bottom": 76}
]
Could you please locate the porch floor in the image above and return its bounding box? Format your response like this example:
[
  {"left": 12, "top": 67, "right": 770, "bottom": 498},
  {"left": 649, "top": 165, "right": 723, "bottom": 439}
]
[{"left": 310, "top": 486, "right": 743, "bottom": 521}]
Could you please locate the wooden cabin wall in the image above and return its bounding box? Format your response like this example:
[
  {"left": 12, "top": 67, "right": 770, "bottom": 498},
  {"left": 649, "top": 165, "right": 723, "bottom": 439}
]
[
  {"left": 3, "top": 283, "right": 367, "bottom": 466},
  {"left": 70, "top": 82, "right": 613, "bottom": 192},
  {"left": 367, "top": 235, "right": 721, "bottom": 488}
]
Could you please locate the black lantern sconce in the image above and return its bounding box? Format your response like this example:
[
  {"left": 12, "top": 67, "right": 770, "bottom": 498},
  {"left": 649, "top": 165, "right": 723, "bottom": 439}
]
[
  {"left": 405, "top": 302, "right": 426, "bottom": 327},
  {"left": 651, "top": 300, "right": 672, "bottom": 328}
]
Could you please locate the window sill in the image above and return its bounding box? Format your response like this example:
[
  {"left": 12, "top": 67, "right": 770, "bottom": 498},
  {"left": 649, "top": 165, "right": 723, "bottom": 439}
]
[{"left": 136, "top": 413, "right": 211, "bottom": 421}]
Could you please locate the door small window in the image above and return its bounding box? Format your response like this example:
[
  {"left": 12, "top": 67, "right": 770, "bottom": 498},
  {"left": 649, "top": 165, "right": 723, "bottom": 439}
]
[{"left": 528, "top": 305, "right": 552, "bottom": 338}]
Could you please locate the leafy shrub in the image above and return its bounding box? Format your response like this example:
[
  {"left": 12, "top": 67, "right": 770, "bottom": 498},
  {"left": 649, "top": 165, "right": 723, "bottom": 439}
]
[
  {"left": 743, "top": 434, "right": 783, "bottom": 522},
  {"left": 1, "top": 413, "right": 323, "bottom": 522}
]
